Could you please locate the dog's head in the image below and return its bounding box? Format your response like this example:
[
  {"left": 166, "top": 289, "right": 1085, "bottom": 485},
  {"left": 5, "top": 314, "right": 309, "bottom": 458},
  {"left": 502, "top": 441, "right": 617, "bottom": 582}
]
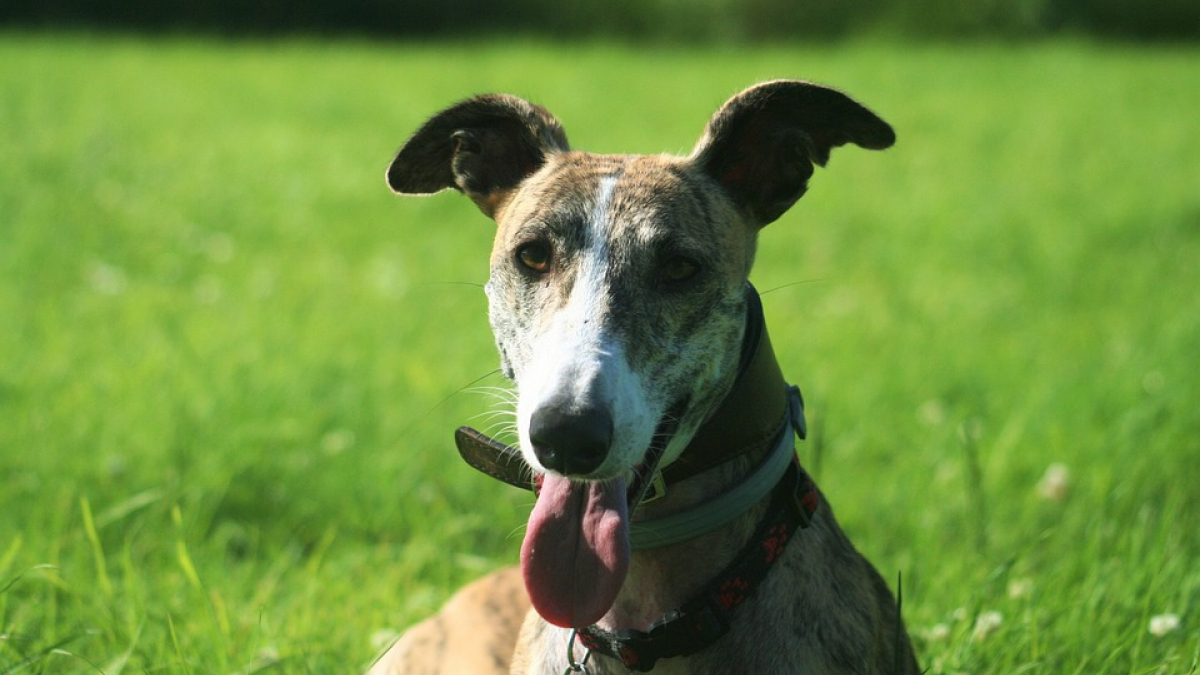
[{"left": 387, "top": 81, "right": 892, "bottom": 628}]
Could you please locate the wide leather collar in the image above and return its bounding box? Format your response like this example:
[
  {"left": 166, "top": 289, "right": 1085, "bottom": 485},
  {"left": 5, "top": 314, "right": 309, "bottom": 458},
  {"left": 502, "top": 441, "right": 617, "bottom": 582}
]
[{"left": 659, "top": 284, "right": 799, "bottom": 484}]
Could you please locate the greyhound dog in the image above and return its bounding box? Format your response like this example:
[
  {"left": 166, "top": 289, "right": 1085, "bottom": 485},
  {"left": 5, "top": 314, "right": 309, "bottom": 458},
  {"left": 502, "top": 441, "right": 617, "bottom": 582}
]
[{"left": 370, "top": 81, "right": 918, "bottom": 674}]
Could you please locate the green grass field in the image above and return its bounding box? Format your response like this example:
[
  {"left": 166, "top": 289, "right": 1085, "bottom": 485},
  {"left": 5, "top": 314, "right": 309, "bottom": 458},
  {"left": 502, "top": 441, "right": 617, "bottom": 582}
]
[{"left": 1, "top": 32, "right": 1198, "bottom": 673}]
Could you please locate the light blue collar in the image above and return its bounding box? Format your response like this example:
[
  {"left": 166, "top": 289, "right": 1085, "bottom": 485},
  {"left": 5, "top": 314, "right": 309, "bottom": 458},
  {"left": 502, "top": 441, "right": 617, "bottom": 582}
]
[{"left": 630, "top": 388, "right": 805, "bottom": 550}]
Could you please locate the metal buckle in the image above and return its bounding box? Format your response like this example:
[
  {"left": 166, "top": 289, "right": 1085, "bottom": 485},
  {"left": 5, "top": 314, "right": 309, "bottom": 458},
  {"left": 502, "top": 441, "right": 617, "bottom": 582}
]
[
  {"left": 563, "top": 629, "right": 592, "bottom": 674},
  {"left": 787, "top": 385, "right": 807, "bottom": 440}
]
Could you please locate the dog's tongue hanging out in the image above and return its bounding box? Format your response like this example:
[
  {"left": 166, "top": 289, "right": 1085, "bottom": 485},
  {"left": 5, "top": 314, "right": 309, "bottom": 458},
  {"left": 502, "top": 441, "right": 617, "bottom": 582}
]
[{"left": 521, "top": 473, "right": 631, "bottom": 628}]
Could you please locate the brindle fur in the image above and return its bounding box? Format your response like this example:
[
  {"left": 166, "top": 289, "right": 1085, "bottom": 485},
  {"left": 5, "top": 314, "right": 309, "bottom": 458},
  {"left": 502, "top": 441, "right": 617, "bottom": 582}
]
[{"left": 369, "top": 81, "right": 918, "bottom": 674}]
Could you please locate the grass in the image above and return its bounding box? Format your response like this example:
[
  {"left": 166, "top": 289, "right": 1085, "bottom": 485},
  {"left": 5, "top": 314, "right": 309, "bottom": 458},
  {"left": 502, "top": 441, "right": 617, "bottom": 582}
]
[{"left": 1, "top": 32, "right": 1198, "bottom": 673}]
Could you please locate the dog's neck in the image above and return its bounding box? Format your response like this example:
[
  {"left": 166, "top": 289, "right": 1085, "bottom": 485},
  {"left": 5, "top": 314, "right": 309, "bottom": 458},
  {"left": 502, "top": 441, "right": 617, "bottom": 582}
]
[
  {"left": 597, "top": 289, "right": 801, "bottom": 634},
  {"left": 656, "top": 286, "right": 791, "bottom": 488}
]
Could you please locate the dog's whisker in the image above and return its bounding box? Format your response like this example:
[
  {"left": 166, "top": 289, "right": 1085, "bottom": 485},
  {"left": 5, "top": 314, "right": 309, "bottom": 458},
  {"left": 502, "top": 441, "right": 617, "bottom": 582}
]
[
  {"left": 472, "top": 403, "right": 515, "bottom": 413},
  {"left": 415, "top": 280, "right": 486, "bottom": 290},
  {"left": 470, "top": 409, "right": 517, "bottom": 423},
  {"left": 417, "top": 369, "right": 504, "bottom": 417},
  {"left": 466, "top": 390, "right": 518, "bottom": 404},
  {"left": 505, "top": 523, "right": 530, "bottom": 542},
  {"left": 757, "top": 279, "right": 827, "bottom": 296},
  {"left": 467, "top": 385, "right": 518, "bottom": 396},
  {"left": 467, "top": 389, "right": 519, "bottom": 410},
  {"left": 481, "top": 423, "right": 520, "bottom": 442},
  {"left": 470, "top": 410, "right": 518, "bottom": 430}
]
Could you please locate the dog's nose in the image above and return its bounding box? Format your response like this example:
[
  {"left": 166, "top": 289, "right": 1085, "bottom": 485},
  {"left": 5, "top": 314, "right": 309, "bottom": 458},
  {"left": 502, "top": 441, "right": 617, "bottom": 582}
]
[{"left": 529, "top": 403, "right": 613, "bottom": 476}]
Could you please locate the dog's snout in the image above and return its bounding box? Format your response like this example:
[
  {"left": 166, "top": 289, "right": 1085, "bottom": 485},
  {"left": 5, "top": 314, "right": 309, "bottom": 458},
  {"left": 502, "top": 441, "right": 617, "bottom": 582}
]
[{"left": 529, "top": 403, "right": 613, "bottom": 476}]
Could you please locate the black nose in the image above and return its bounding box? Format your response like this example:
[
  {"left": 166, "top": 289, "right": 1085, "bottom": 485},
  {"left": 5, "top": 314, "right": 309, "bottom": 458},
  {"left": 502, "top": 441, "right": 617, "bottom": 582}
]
[{"left": 529, "top": 402, "right": 613, "bottom": 476}]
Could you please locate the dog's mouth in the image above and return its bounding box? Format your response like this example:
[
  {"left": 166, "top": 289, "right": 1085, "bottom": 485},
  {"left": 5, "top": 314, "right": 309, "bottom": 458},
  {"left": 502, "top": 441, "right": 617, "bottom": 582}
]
[{"left": 520, "top": 403, "right": 684, "bottom": 629}]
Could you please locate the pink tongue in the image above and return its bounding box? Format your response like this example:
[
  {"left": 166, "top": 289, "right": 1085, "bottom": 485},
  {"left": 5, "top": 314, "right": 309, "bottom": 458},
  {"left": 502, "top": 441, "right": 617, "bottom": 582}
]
[{"left": 521, "top": 473, "right": 630, "bottom": 628}]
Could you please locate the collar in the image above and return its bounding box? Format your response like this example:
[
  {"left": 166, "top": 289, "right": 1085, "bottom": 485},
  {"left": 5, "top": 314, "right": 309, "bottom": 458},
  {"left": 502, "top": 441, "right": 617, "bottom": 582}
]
[{"left": 658, "top": 284, "right": 801, "bottom": 485}]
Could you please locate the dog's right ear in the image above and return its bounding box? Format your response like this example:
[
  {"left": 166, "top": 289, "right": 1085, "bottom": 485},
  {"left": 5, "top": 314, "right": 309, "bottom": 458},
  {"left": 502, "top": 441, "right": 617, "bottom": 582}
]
[{"left": 386, "top": 94, "right": 570, "bottom": 219}]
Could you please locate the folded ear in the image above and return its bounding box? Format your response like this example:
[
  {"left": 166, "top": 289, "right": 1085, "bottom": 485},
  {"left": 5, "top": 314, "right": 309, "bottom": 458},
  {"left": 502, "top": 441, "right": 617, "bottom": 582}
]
[
  {"left": 386, "top": 94, "right": 569, "bottom": 218},
  {"left": 690, "top": 80, "right": 894, "bottom": 227}
]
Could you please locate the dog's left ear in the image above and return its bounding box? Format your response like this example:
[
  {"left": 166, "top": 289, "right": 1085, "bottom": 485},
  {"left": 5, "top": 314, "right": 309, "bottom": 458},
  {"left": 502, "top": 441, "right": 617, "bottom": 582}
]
[
  {"left": 386, "top": 94, "right": 570, "bottom": 218},
  {"left": 691, "top": 80, "right": 894, "bottom": 227}
]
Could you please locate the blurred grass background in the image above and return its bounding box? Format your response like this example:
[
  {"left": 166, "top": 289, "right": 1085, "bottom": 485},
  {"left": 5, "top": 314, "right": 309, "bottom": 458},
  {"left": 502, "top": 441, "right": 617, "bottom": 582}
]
[
  {"left": 3, "top": 0, "right": 1198, "bottom": 40},
  {"left": 1, "top": 28, "right": 1199, "bottom": 674}
]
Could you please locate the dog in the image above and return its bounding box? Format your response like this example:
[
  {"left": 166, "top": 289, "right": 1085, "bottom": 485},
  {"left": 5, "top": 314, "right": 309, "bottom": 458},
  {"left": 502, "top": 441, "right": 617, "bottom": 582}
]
[{"left": 369, "top": 80, "right": 917, "bottom": 674}]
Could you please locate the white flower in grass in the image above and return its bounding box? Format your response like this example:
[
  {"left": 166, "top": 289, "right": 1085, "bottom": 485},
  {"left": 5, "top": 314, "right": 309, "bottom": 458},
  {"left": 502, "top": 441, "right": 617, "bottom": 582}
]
[
  {"left": 86, "top": 261, "right": 127, "bottom": 295},
  {"left": 971, "top": 611, "right": 1003, "bottom": 641},
  {"left": 1037, "top": 462, "right": 1070, "bottom": 502},
  {"left": 1007, "top": 577, "right": 1033, "bottom": 599},
  {"left": 1141, "top": 370, "right": 1164, "bottom": 394},
  {"left": 924, "top": 623, "right": 951, "bottom": 642},
  {"left": 205, "top": 232, "right": 236, "bottom": 263},
  {"left": 371, "top": 629, "right": 402, "bottom": 652},
  {"left": 918, "top": 399, "right": 946, "bottom": 426},
  {"left": 321, "top": 428, "right": 356, "bottom": 455},
  {"left": 194, "top": 275, "right": 223, "bottom": 304},
  {"left": 1148, "top": 613, "right": 1180, "bottom": 637}
]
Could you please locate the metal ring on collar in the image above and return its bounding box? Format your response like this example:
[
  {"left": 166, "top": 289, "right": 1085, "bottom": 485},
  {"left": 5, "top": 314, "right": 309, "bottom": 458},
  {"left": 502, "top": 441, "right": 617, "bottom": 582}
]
[{"left": 629, "top": 414, "right": 798, "bottom": 550}]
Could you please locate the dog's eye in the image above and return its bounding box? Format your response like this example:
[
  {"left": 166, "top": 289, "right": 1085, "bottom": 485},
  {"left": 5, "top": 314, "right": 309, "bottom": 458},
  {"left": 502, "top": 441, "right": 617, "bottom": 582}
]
[
  {"left": 662, "top": 256, "right": 700, "bottom": 284},
  {"left": 516, "top": 242, "right": 552, "bottom": 274}
]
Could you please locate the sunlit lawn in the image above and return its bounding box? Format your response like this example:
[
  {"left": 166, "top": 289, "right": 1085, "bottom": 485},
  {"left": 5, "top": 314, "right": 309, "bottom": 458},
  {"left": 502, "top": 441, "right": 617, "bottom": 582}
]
[{"left": 1, "top": 33, "right": 1198, "bottom": 673}]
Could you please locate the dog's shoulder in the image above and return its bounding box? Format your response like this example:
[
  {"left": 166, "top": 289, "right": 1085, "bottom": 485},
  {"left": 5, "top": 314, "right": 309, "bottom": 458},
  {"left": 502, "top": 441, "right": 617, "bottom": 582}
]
[{"left": 367, "top": 566, "right": 529, "bottom": 675}]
